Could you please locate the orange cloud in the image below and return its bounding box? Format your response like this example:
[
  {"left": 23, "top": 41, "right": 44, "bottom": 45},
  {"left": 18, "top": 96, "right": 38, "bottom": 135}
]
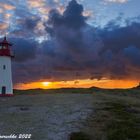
[
  {"left": 0, "top": 2, "right": 15, "bottom": 10},
  {"left": 0, "top": 22, "right": 8, "bottom": 30},
  {"left": 28, "top": 0, "right": 45, "bottom": 8},
  {"left": 14, "top": 79, "right": 139, "bottom": 90},
  {"left": 4, "top": 13, "right": 12, "bottom": 20}
]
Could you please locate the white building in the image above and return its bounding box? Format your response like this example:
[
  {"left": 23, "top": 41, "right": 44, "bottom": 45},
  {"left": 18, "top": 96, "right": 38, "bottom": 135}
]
[{"left": 0, "top": 37, "right": 14, "bottom": 96}]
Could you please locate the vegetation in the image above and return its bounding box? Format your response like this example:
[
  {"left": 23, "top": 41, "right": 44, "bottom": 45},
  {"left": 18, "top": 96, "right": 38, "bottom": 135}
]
[
  {"left": 14, "top": 87, "right": 140, "bottom": 95},
  {"left": 69, "top": 132, "right": 91, "bottom": 140},
  {"left": 1, "top": 87, "right": 140, "bottom": 140},
  {"left": 80, "top": 88, "right": 140, "bottom": 140},
  {"left": 106, "top": 102, "right": 140, "bottom": 140}
]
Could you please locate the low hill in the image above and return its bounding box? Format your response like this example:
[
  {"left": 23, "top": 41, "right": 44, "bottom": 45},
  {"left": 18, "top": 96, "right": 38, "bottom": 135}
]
[{"left": 13, "top": 86, "right": 139, "bottom": 95}]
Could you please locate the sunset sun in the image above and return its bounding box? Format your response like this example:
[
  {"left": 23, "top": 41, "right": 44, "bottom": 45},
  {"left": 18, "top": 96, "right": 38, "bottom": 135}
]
[{"left": 42, "top": 82, "right": 51, "bottom": 87}]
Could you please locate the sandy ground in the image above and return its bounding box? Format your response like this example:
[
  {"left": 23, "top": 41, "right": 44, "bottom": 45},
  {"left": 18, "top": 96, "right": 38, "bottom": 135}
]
[
  {"left": 0, "top": 94, "right": 95, "bottom": 140},
  {"left": 0, "top": 91, "right": 139, "bottom": 140}
]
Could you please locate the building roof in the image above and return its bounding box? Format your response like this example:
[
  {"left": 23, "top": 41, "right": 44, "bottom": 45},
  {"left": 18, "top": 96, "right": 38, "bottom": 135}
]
[{"left": 0, "top": 37, "right": 13, "bottom": 57}]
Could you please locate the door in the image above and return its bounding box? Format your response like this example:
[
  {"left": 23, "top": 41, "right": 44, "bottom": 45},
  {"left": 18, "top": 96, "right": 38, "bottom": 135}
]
[{"left": 2, "top": 86, "right": 6, "bottom": 95}]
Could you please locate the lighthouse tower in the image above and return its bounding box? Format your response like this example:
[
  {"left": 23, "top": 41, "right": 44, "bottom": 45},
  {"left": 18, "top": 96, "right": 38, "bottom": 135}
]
[{"left": 0, "top": 36, "right": 14, "bottom": 96}]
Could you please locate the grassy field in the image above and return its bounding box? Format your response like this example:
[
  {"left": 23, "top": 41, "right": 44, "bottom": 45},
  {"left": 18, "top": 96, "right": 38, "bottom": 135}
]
[{"left": 0, "top": 88, "right": 140, "bottom": 140}]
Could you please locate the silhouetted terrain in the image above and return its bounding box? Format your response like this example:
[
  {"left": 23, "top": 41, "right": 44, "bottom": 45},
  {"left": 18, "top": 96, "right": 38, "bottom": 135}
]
[{"left": 14, "top": 86, "right": 140, "bottom": 95}]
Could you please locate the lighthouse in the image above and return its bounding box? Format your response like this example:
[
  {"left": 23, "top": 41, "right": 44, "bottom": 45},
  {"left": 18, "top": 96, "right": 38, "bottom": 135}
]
[{"left": 0, "top": 36, "right": 14, "bottom": 96}]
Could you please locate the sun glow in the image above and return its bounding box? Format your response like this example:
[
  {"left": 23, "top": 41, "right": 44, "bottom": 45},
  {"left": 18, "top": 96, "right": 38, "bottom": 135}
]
[
  {"left": 42, "top": 82, "right": 51, "bottom": 87},
  {"left": 14, "top": 79, "right": 139, "bottom": 90}
]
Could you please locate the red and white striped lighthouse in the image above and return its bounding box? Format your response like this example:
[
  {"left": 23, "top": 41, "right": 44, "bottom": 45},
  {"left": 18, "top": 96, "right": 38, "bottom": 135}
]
[{"left": 0, "top": 36, "right": 14, "bottom": 97}]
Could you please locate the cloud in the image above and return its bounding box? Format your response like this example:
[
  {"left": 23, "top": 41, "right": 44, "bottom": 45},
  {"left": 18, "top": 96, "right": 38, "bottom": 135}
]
[
  {"left": 0, "top": 2, "right": 15, "bottom": 10},
  {"left": 1, "top": 0, "right": 139, "bottom": 84},
  {"left": 11, "top": 0, "right": 102, "bottom": 84},
  {"left": 27, "top": 0, "right": 45, "bottom": 8},
  {"left": 0, "top": 22, "right": 8, "bottom": 30},
  {"left": 0, "top": 22, "right": 9, "bottom": 34},
  {"left": 11, "top": 38, "right": 37, "bottom": 62},
  {"left": 98, "top": 18, "right": 140, "bottom": 79},
  {"left": 105, "top": 0, "right": 128, "bottom": 3}
]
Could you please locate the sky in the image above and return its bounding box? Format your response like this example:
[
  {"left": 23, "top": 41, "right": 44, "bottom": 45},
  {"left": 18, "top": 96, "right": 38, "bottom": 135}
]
[{"left": 0, "top": 0, "right": 140, "bottom": 89}]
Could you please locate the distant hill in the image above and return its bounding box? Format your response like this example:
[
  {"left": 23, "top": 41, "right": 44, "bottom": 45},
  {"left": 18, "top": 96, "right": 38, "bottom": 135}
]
[
  {"left": 88, "top": 86, "right": 104, "bottom": 91},
  {"left": 133, "top": 84, "right": 140, "bottom": 89},
  {"left": 13, "top": 85, "right": 139, "bottom": 95}
]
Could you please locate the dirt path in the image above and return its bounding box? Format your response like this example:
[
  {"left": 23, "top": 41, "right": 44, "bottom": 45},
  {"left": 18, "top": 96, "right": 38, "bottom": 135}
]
[{"left": 0, "top": 94, "right": 95, "bottom": 140}]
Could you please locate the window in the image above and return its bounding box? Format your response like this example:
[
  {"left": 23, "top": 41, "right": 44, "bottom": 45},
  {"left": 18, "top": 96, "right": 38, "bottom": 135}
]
[{"left": 3, "top": 65, "right": 6, "bottom": 70}]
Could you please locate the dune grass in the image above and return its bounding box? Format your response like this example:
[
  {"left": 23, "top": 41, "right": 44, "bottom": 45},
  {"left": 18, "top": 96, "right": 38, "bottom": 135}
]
[
  {"left": 106, "top": 102, "right": 140, "bottom": 140},
  {"left": 80, "top": 90, "right": 140, "bottom": 140}
]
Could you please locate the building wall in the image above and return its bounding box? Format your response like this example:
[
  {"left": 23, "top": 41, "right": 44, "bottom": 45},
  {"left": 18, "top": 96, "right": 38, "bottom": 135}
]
[{"left": 0, "top": 56, "right": 13, "bottom": 94}]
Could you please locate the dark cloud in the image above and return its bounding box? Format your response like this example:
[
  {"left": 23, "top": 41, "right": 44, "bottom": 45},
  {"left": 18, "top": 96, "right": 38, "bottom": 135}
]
[
  {"left": 98, "top": 19, "right": 140, "bottom": 79},
  {"left": 47, "top": 0, "right": 86, "bottom": 29},
  {"left": 11, "top": 38, "right": 37, "bottom": 62},
  {"left": 124, "top": 46, "right": 140, "bottom": 66},
  {"left": 23, "top": 17, "right": 40, "bottom": 31},
  {"left": 7, "top": 0, "right": 140, "bottom": 84},
  {"left": 99, "top": 21, "right": 140, "bottom": 54}
]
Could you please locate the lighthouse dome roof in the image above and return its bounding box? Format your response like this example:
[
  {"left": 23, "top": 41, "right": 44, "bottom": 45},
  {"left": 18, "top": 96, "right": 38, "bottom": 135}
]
[{"left": 0, "top": 36, "right": 13, "bottom": 57}]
